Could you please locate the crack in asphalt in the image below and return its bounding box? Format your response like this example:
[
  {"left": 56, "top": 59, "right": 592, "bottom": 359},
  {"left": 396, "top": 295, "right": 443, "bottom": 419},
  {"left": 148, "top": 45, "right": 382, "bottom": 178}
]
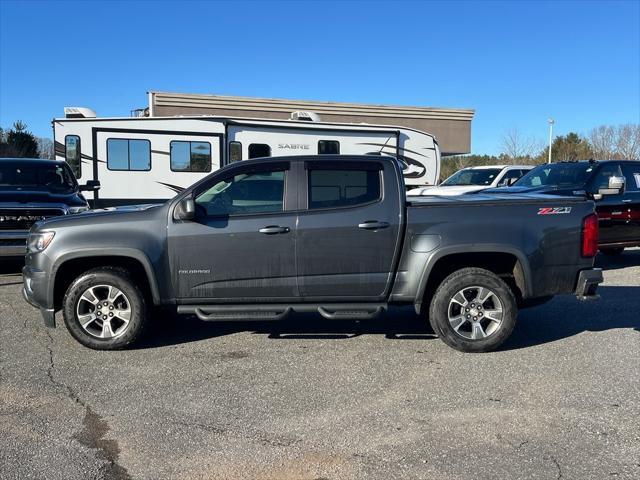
[
  {"left": 44, "top": 330, "right": 131, "bottom": 480},
  {"left": 547, "top": 454, "right": 563, "bottom": 480}
]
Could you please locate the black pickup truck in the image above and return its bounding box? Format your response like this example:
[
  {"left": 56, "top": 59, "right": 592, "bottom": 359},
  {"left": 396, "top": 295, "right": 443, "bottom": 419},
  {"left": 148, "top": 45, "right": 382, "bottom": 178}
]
[
  {"left": 23, "top": 155, "right": 604, "bottom": 353},
  {"left": 0, "top": 158, "right": 99, "bottom": 257},
  {"left": 486, "top": 160, "right": 640, "bottom": 255}
]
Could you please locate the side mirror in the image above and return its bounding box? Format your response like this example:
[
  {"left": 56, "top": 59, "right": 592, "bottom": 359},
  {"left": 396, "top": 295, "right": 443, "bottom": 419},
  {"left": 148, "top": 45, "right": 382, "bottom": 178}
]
[
  {"left": 80, "top": 180, "right": 101, "bottom": 191},
  {"left": 175, "top": 197, "right": 195, "bottom": 221},
  {"left": 598, "top": 175, "right": 625, "bottom": 197}
]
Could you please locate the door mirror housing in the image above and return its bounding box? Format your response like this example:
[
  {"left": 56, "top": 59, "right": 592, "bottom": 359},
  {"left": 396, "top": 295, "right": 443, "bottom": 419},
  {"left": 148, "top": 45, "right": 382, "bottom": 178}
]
[
  {"left": 598, "top": 175, "right": 625, "bottom": 197},
  {"left": 175, "top": 197, "right": 195, "bottom": 221},
  {"left": 80, "top": 180, "right": 101, "bottom": 192}
]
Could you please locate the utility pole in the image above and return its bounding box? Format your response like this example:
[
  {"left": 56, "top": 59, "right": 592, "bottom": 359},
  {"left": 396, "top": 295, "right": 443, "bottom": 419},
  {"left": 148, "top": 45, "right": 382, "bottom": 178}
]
[{"left": 547, "top": 118, "right": 555, "bottom": 164}]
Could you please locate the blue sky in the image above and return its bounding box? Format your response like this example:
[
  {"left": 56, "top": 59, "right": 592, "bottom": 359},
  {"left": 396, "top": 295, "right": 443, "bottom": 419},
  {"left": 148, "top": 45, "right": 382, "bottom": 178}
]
[{"left": 1, "top": 0, "right": 638, "bottom": 155}]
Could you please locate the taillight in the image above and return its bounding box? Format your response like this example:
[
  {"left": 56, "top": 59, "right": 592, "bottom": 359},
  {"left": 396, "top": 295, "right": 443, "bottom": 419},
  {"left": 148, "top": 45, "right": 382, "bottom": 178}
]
[{"left": 581, "top": 213, "right": 599, "bottom": 257}]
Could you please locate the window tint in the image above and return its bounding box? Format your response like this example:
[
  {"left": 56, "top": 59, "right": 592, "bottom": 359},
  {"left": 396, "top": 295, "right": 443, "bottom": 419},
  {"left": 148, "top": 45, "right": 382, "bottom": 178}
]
[
  {"left": 107, "top": 139, "right": 151, "bottom": 171},
  {"left": 318, "top": 140, "right": 340, "bottom": 155},
  {"left": 195, "top": 169, "right": 285, "bottom": 217},
  {"left": 308, "top": 169, "right": 380, "bottom": 209},
  {"left": 65, "top": 135, "right": 81, "bottom": 179},
  {"left": 229, "top": 141, "right": 242, "bottom": 162},
  {"left": 170, "top": 141, "right": 211, "bottom": 172},
  {"left": 622, "top": 163, "right": 640, "bottom": 191},
  {"left": 589, "top": 164, "right": 624, "bottom": 191},
  {"left": 248, "top": 144, "right": 271, "bottom": 159}
]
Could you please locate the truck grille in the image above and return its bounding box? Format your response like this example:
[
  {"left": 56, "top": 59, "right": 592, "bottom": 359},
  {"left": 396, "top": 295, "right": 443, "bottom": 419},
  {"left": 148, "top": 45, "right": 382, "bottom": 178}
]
[{"left": 0, "top": 208, "right": 65, "bottom": 230}]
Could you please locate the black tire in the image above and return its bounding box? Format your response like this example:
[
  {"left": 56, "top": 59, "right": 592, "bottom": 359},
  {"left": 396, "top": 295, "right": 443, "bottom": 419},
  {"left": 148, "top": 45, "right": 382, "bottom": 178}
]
[
  {"left": 62, "top": 267, "right": 147, "bottom": 350},
  {"left": 429, "top": 268, "right": 517, "bottom": 353},
  {"left": 600, "top": 247, "right": 624, "bottom": 256}
]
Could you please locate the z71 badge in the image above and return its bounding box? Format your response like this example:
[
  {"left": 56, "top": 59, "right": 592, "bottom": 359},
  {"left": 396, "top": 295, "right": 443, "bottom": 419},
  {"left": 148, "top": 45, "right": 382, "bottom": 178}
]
[{"left": 538, "top": 207, "right": 572, "bottom": 215}]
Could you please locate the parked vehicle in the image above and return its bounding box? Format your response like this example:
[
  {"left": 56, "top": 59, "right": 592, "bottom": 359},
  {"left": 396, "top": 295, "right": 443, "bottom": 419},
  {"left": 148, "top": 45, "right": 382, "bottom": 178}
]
[
  {"left": 486, "top": 160, "right": 640, "bottom": 254},
  {"left": 23, "top": 155, "right": 604, "bottom": 353},
  {"left": 54, "top": 108, "right": 441, "bottom": 207},
  {"left": 0, "top": 158, "right": 99, "bottom": 257},
  {"left": 407, "top": 165, "right": 533, "bottom": 196}
]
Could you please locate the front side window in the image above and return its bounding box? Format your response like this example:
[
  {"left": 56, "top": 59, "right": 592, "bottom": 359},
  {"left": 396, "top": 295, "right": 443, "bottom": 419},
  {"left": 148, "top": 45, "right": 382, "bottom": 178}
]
[
  {"left": 318, "top": 140, "right": 340, "bottom": 155},
  {"left": 65, "top": 135, "right": 81, "bottom": 179},
  {"left": 248, "top": 143, "right": 271, "bottom": 159},
  {"left": 107, "top": 139, "right": 151, "bottom": 171},
  {"left": 195, "top": 169, "right": 285, "bottom": 217},
  {"left": 499, "top": 169, "right": 526, "bottom": 186},
  {"left": 308, "top": 169, "right": 380, "bottom": 210},
  {"left": 170, "top": 141, "right": 211, "bottom": 172},
  {"left": 588, "top": 164, "right": 624, "bottom": 192}
]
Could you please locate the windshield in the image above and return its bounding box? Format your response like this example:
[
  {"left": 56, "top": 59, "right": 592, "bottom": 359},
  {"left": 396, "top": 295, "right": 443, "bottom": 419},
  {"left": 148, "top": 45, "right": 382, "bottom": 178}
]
[
  {"left": 515, "top": 163, "right": 594, "bottom": 188},
  {"left": 0, "top": 162, "right": 77, "bottom": 192},
  {"left": 441, "top": 168, "right": 502, "bottom": 186}
]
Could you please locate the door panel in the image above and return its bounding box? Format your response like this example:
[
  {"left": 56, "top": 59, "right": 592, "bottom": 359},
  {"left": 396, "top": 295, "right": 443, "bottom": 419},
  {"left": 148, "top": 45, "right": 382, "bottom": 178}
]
[
  {"left": 621, "top": 163, "right": 640, "bottom": 243},
  {"left": 167, "top": 163, "right": 298, "bottom": 300},
  {"left": 589, "top": 164, "right": 627, "bottom": 245},
  {"left": 296, "top": 161, "right": 403, "bottom": 299}
]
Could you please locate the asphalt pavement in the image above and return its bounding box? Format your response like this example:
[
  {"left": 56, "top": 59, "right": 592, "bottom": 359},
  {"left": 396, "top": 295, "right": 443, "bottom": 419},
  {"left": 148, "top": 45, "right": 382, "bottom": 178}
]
[{"left": 1, "top": 250, "right": 639, "bottom": 480}]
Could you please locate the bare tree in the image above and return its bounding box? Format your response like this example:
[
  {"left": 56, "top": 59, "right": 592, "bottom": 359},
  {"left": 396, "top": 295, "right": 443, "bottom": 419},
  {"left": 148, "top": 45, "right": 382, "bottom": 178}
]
[
  {"left": 37, "top": 137, "right": 54, "bottom": 159},
  {"left": 615, "top": 124, "right": 640, "bottom": 160},
  {"left": 500, "top": 128, "right": 543, "bottom": 162},
  {"left": 588, "top": 125, "right": 616, "bottom": 160}
]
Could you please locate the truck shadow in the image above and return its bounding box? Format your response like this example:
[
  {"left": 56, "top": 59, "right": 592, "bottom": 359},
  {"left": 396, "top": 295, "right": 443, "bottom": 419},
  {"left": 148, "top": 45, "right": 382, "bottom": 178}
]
[
  {"left": 595, "top": 247, "right": 640, "bottom": 271},
  {"left": 139, "top": 285, "right": 639, "bottom": 350}
]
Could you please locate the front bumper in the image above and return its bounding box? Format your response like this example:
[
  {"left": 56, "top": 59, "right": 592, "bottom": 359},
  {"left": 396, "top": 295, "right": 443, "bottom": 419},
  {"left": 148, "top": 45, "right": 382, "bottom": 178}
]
[
  {"left": 574, "top": 268, "right": 603, "bottom": 300},
  {"left": 22, "top": 264, "right": 56, "bottom": 327},
  {"left": 0, "top": 230, "right": 28, "bottom": 257}
]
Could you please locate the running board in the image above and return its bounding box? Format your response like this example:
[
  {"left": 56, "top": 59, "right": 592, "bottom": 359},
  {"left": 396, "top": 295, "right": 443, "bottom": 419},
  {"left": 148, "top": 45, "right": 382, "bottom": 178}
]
[{"left": 177, "top": 303, "right": 386, "bottom": 322}]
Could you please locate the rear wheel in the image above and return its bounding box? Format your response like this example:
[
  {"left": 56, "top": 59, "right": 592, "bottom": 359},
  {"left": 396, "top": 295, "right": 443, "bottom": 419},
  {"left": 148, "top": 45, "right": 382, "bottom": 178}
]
[
  {"left": 600, "top": 247, "right": 624, "bottom": 256},
  {"left": 62, "top": 267, "right": 147, "bottom": 350},
  {"left": 429, "top": 268, "right": 517, "bottom": 353}
]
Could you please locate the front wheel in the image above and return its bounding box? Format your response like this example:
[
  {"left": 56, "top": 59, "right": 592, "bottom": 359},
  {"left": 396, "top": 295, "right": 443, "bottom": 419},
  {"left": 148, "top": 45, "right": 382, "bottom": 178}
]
[
  {"left": 429, "top": 268, "right": 517, "bottom": 353},
  {"left": 62, "top": 267, "right": 147, "bottom": 350}
]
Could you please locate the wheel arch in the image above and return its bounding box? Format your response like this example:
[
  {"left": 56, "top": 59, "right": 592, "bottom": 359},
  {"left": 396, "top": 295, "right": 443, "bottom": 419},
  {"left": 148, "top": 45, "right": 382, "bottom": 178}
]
[
  {"left": 50, "top": 249, "right": 161, "bottom": 310},
  {"left": 414, "top": 246, "right": 532, "bottom": 315}
]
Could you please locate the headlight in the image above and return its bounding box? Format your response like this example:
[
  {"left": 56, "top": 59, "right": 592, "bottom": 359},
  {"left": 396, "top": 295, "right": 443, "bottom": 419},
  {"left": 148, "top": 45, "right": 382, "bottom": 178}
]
[
  {"left": 68, "top": 206, "right": 89, "bottom": 214},
  {"left": 28, "top": 231, "right": 55, "bottom": 253}
]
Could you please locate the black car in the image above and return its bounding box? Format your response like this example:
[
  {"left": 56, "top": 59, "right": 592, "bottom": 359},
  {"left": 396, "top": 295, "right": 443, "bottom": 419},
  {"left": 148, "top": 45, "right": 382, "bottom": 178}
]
[
  {"left": 0, "top": 158, "right": 99, "bottom": 257},
  {"left": 486, "top": 160, "right": 640, "bottom": 254}
]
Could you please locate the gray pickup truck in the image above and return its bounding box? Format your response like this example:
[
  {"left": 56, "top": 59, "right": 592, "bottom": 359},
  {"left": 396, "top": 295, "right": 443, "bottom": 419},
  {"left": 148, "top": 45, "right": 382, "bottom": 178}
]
[{"left": 23, "top": 155, "right": 603, "bottom": 352}]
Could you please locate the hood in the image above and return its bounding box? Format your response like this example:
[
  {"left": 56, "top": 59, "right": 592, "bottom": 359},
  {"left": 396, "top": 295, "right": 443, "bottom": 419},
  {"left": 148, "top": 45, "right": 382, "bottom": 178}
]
[
  {"left": 407, "top": 185, "right": 488, "bottom": 196},
  {"left": 34, "top": 203, "right": 164, "bottom": 230},
  {"left": 0, "top": 188, "right": 87, "bottom": 207}
]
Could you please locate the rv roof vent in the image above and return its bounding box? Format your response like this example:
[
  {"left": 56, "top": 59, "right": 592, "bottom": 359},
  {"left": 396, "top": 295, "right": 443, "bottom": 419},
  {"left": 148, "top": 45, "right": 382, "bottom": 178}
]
[
  {"left": 64, "top": 107, "right": 97, "bottom": 119},
  {"left": 291, "top": 111, "right": 321, "bottom": 122}
]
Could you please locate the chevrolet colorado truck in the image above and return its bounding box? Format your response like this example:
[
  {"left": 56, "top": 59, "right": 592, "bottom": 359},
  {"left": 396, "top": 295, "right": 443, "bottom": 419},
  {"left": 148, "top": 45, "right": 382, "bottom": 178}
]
[
  {"left": 23, "top": 155, "right": 603, "bottom": 353},
  {"left": 0, "top": 158, "right": 99, "bottom": 257}
]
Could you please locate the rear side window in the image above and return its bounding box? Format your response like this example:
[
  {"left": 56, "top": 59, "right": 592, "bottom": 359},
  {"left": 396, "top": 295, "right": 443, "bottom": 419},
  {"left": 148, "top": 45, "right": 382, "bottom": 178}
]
[
  {"left": 65, "top": 135, "right": 81, "bottom": 179},
  {"left": 248, "top": 144, "right": 271, "bottom": 159},
  {"left": 170, "top": 141, "right": 211, "bottom": 172},
  {"left": 318, "top": 140, "right": 340, "bottom": 154},
  {"left": 229, "top": 141, "right": 242, "bottom": 162},
  {"left": 623, "top": 163, "right": 640, "bottom": 191},
  {"left": 107, "top": 139, "right": 151, "bottom": 171},
  {"left": 308, "top": 169, "right": 381, "bottom": 210}
]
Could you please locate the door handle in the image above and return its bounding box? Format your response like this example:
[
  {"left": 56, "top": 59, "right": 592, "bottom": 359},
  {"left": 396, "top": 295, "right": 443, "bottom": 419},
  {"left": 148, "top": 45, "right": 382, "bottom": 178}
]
[
  {"left": 259, "top": 226, "right": 290, "bottom": 234},
  {"left": 358, "top": 221, "right": 390, "bottom": 230},
  {"left": 622, "top": 199, "right": 632, "bottom": 203}
]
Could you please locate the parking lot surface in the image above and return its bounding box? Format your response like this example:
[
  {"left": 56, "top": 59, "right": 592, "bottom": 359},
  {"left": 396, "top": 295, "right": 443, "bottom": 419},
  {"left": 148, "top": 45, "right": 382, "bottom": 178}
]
[{"left": 1, "top": 250, "right": 639, "bottom": 480}]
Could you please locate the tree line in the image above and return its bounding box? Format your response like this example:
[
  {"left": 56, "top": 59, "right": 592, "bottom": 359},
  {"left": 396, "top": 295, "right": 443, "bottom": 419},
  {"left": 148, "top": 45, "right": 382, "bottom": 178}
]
[
  {"left": 441, "top": 123, "right": 639, "bottom": 180},
  {"left": 0, "top": 121, "right": 53, "bottom": 159}
]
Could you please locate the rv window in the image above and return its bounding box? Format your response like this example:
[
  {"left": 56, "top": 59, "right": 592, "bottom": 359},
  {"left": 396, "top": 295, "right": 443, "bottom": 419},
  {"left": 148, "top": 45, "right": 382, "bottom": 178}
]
[
  {"left": 229, "top": 142, "right": 242, "bottom": 162},
  {"left": 65, "top": 135, "right": 81, "bottom": 179},
  {"left": 318, "top": 140, "right": 340, "bottom": 155},
  {"left": 248, "top": 144, "right": 271, "bottom": 159},
  {"left": 308, "top": 169, "right": 381, "bottom": 210},
  {"left": 107, "top": 139, "right": 151, "bottom": 171},
  {"left": 170, "top": 141, "right": 211, "bottom": 172}
]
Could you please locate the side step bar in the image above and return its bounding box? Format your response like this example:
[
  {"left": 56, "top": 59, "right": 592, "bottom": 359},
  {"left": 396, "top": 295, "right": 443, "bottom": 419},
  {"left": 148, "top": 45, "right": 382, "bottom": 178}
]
[{"left": 177, "top": 304, "right": 386, "bottom": 322}]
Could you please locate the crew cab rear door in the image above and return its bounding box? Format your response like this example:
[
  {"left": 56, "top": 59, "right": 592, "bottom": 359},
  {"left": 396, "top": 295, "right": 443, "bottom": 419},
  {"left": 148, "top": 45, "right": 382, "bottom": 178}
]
[{"left": 295, "top": 159, "right": 404, "bottom": 300}]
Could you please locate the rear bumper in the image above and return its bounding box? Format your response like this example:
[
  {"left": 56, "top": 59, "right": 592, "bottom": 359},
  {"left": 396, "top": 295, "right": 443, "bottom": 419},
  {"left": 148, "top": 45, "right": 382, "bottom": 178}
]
[
  {"left": 574, "top": 268, "right": 603, "bottom": 300},
  {"left": 0, "top": 230, "right": 27, "bottom": 257}
]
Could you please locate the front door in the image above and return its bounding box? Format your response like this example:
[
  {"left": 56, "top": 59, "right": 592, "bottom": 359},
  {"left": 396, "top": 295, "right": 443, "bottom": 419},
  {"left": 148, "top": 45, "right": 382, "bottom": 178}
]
[
  {"left": 167, "top": 161, "right": 298, "bottom": 301},
  {"left": 621, "top": 162, "right": 640, "bottom": 244},
  {"left": 590, "top": 163, "right": 627, "bottom": 245},
  {"left": 295, "top": 159, "right": 403, "bottom": 299}
]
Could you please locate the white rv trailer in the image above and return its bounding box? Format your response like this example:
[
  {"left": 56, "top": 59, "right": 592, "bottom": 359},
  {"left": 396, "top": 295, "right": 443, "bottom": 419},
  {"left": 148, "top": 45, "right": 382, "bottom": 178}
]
[{"left": 53, "top": 110, "right": 441, "bottom": 207}]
